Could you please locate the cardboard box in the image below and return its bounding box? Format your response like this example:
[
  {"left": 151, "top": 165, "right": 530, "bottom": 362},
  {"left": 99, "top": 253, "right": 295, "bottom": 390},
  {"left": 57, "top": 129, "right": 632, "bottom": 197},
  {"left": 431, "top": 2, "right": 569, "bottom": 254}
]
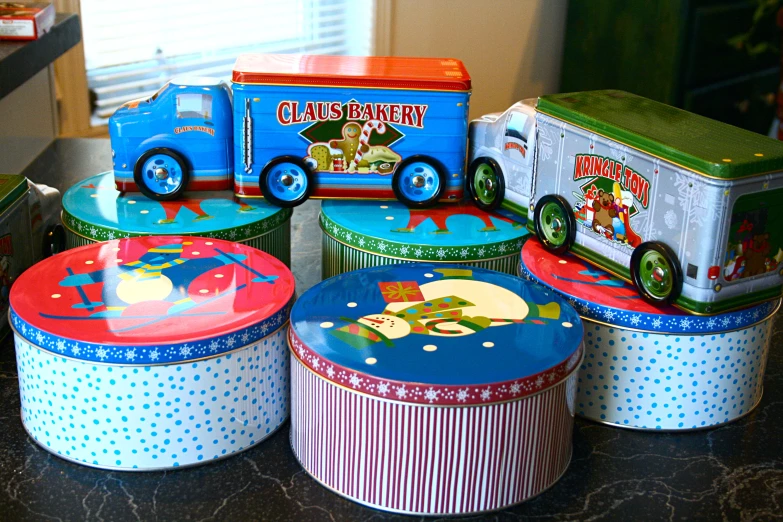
[{"left": 0, "top": 2, "right": 55, "bottom": 41}]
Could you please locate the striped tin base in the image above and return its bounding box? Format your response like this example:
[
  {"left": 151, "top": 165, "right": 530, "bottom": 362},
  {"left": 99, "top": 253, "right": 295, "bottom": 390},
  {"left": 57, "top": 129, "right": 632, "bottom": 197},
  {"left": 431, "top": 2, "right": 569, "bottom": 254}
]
[
  {"left": 290, "top": 353, "right": 577, "bottom": 515},
  {"left": 64, "top": 218, "right": 291, "bottom": 266},
  {"left": 322, "top": 232, "right": 520, "bottom": 280},
  {"left": 15, "top": 326, "right": 290, "bottom": 471}
]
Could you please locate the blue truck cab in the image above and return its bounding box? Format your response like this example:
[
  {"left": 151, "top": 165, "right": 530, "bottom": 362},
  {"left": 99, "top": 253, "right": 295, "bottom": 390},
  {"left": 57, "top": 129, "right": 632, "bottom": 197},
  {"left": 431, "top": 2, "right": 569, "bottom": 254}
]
[{"left": 109, "top": 78, "right": 234, "bottom": 201}]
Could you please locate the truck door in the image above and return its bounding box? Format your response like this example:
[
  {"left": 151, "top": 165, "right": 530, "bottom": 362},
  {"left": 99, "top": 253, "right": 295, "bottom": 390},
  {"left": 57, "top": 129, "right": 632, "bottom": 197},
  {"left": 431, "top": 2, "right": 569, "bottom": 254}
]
[{"left": 501, "top": 108, "right": 536, "bottom": 205}]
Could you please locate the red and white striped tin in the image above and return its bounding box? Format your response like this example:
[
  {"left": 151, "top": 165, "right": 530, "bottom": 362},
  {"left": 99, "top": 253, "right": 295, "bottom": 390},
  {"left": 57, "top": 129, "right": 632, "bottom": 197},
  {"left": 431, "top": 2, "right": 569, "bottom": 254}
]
[{"left": 288, "top": 263, "right": 583, "bottom": 515}]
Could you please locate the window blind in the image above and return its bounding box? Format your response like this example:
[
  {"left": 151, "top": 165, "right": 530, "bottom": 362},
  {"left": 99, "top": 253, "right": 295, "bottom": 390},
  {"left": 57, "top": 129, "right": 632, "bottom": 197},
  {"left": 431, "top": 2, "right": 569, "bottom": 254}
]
[{"left": 81, "top": 0, "right": 373, "bottom": 125}]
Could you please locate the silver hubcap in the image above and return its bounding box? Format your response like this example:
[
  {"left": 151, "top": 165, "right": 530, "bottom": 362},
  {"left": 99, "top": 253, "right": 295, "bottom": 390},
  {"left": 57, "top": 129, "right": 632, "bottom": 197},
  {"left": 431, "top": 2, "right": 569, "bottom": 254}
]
[
  {"left": 653, "top": 266, "right": 665, "bottom": 282},
  {"left": 551, "top": 217, "right": 562, "bottom": 232},
  {"left": 485, "top": 179, "right": 494, "bottom": 191},
  {"left": 281, "top": 173, "right": 294, "bottom": 187},
  {"left": 154, "top": 168, "right": 169, "bottom": 181},
  {"left": 412, "top": 175, "right": 425, "bottom": 188}
]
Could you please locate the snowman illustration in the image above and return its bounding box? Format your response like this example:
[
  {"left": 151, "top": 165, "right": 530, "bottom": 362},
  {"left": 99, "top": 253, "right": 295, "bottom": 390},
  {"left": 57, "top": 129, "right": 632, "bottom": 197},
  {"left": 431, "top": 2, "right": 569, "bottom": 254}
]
[
  {"left": 331, "top": 268, "right": 561, "bottom": 348},
  {"left": 58, "top": 241, "right": 272, "bottom": 318}
]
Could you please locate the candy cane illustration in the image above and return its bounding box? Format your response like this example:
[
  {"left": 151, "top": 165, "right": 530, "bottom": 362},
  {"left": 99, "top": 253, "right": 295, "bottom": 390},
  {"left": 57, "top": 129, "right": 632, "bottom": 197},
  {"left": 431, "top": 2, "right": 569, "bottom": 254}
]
[{"left": 351, "top": 120, "right": 386, "bottom": 170}]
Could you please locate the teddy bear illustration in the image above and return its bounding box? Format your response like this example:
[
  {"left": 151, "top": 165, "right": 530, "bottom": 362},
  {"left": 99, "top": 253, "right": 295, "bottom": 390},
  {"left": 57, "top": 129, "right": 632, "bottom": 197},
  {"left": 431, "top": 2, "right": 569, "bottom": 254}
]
[
  {"left": 330, "top": 268, "right": 561, "bottom": 348},
  {"left": 592, "top": 189, "right": 618, "bottom": 238},
  {"left": 329, "top": 122, "right": 363, "bottom": 166},
  {"left": 743, "top": 233, "right": 771, "bottom": 278}
]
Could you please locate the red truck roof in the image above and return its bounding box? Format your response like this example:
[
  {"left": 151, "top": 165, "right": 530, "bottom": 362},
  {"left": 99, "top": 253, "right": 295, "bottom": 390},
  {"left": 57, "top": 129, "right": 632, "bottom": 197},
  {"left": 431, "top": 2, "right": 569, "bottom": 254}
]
[{"left": 232, "top": 54, "right": 471, "bottom": 92}]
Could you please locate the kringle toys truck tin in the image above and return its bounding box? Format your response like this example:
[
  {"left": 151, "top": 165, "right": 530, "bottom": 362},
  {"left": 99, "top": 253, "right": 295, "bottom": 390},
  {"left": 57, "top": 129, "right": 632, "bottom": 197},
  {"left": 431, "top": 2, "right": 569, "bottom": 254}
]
[
  {"left": 231, "top": 54, "right": 471, "bottom": 207},
  {"left": 320, "top": 199, "right": 526, "bottom": 278},
  {"left": 519, "top": 237, "right": 779, "bottom": 431},
  {"left": 289, "top": 264, "right": 583, "bottom": 515},
  {"left": 467, "top": 90, "right": 783, "bottom": 313},
  {"left": 0, "top": 174, "right": 62, "bottom": 338},
  {"left": 61, "top": 172, "right": 292, "bottom": 265},
  {"left": 10, "top": 236, "right": 295, "bottom": 470}
]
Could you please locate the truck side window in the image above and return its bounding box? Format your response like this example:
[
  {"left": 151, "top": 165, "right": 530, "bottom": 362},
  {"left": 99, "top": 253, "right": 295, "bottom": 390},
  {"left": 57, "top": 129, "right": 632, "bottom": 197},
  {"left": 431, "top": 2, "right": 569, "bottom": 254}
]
[
  {"left": 723, "top": 187, "right": 783, "bottom": 283},
  {"left": 505, "top": 112, "right": 531, "bottom": 144},
  {"left": 176, "top": 93, "right": 213, "bottom": 120}
]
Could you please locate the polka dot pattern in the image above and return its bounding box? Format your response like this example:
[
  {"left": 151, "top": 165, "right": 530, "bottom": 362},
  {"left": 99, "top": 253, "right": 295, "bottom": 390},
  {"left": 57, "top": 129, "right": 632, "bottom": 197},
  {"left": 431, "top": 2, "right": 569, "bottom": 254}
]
[
  {"left": 576, "top": 320, "right": 772, "bottom": 430},
  {"left": 14, "top": 328, "right": 289, "bottom": 470}
]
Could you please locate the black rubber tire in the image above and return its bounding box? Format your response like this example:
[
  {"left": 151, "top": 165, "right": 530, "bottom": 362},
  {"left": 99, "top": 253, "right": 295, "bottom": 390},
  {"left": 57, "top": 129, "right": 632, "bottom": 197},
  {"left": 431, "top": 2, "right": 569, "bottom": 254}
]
[
  {"left": 630, "top": 241, "right": 683, "bottom": 306},
  {"left": 533, "top": 194, "right": 576, "bottom": 255},
  {"left": 466, "top": 156, "right": 505, "bottom": 211},
  {"left": 259, "top": 155, "right": 314, "bottom": 208},
  {"left": 391, "top": 155, "right": 448, "bottom": 209},
  {"left": 42, "top": 224, "right": 65, "bottom": 258},
  {"left": 133, "top": 147, "right": 190, "bottom": 201}
]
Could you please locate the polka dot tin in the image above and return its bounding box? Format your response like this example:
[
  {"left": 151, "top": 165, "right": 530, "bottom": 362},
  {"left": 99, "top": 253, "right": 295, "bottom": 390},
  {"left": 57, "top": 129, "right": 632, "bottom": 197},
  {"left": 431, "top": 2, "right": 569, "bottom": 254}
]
[
  {"left": 10, "top": 236, "right": 295, "bottom": 470},
  {"left": 62, "top": 172, "right": 292, "bottom": 266},
  {"left": 289, "top": 263, "right": 583, "bottom": 515},
  {"left": 519, "top": 237, "right": 779, "bottom": 431},
  {"left": 320, "top": 199, "right": 526, "bottom": 279}
]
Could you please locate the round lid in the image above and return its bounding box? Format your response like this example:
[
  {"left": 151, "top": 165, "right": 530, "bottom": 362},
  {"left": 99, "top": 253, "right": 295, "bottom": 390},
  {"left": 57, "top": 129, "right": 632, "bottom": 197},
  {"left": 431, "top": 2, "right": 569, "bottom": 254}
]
[
  {"left": 320, "top": 200, "right": 526, "bottom": 261},
  {"left": 289, "top": 263, "right": 583, "bottom": 406},
  {"left": 519, "top": 238, "right": 778, "bottom": 333},
  {"left": 62, "top": 172, "right": 291, "bottom": 242},
  {"left": 10, "top": 236, "right": 295, "bottom": 364}
]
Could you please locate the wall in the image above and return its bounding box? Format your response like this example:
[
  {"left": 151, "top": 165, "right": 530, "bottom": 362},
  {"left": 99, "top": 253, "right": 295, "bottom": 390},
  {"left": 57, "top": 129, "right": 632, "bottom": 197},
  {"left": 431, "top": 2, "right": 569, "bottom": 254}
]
[{"left": 380, "top": 0, "right": 568, "bottom": 120}]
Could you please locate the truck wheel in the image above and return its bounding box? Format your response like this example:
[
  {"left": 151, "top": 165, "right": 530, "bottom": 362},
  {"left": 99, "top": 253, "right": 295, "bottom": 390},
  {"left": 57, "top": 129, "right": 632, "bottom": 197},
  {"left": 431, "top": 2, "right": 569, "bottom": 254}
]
[
  {"left": 631, "top": 241, "right": 683, "bottom": 306},
  {"left": 42, "top": 224, "right": 65, "bottom": 258},
  {"left": 467, "top": 157, "right": 504, "bottom": 211},
  {"left": 134, "top": 148, "right": 189, "bottom": 201},
  {"left": 259, "top": 156, "right": 313, "bottom": 208},
  {"left": 533, "top": 195, "right": 575, "bottom": 254},
  {"left": 392, "top": 155, "right": 446, "bottom": 208}
]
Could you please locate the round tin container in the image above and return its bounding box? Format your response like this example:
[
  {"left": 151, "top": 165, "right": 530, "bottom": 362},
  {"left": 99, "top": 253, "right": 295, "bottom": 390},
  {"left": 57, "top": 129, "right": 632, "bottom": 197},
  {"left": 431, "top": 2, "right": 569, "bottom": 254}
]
[
  {"left": 519, "top": 238, "right": 779, "bottom": 431},
  {"left": 10, "top": 236, "right": 295, "bottom": 470},
  {"left": 62, "top": 172, "right": 292, "bottom": 265},
  {"left": 320, "top": 200, "right": 526, "bottom": 278},
  {"left": 289, "top": 263, "right": 583, "bottom": 515}
]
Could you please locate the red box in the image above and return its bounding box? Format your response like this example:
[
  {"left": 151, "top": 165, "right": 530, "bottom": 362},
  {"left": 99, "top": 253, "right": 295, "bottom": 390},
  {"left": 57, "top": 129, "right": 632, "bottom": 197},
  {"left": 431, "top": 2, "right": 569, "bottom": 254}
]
[{"left": 0, "top": 2, "right": 55, "bottom": 41}]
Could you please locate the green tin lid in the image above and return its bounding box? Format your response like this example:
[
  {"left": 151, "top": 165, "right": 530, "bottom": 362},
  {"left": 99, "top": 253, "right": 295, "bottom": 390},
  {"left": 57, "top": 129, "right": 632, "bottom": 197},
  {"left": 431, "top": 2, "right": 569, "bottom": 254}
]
[
  {"left": 0, "top": 174, "right": 28, "bottom": 215},
  {"left": 320, "top": 200, "right": 527, "bottom": 261},
  {"left": 537, "top": 90, "right": 783, "bottom": 179},
  {"left": 62, "top": 172, "right": 291, "bottom": 242}
]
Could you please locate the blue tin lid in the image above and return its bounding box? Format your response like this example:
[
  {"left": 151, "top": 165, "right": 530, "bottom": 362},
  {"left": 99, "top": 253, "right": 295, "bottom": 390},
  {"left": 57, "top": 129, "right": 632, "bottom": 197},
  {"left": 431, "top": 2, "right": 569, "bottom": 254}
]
[
  {"left": 10, "top": 236, "right": 295, "bottom": 365},
  {"left": 320, "top": 200, "right": 526, "bottom": 261},
  {"left": 62, "top": 172, "right": 291, "bottom": 242},
  {"left": 520, "top": 238, "right": 779, "bottom": 334},
  {"left": 289, "top": 263, "right": 583, "bottom": 405}
]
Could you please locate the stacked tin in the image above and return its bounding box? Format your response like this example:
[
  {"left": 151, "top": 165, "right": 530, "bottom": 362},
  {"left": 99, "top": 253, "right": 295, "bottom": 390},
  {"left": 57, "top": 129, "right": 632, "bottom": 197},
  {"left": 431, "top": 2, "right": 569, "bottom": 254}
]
[
  {"left": 10, "top": 236, "right": 294, "bottom": 469},
  {"left": 62, "top": 172, "right": 292, "bottom": 265},
  {"left": 320, "top": 200, "right": 526, "bottom": 278},
  {"left": 289, "top": 263, "right": 583, "bottom": 514},
  {"left": 519, "top": 238, "right": 779, "bottom": 430}
]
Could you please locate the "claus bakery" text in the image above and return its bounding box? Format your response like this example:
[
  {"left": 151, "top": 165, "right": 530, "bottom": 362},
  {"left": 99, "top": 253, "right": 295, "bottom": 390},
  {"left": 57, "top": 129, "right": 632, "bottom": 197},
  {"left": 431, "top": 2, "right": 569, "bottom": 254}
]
[{"left": 277, "top": 101, "right": 428, "bottom": 128}]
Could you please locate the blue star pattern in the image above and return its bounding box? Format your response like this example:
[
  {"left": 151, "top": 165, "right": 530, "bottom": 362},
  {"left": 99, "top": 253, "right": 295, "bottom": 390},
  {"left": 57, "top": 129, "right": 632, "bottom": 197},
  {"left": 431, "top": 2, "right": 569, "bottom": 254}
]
[{"left": 10, "top": 300, "right": 292, "bottom": 365}]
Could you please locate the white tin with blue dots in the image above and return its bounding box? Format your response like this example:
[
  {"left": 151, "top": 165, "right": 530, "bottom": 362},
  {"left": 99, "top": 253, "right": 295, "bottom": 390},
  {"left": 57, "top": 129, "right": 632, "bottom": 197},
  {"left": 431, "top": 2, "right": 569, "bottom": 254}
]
[
  {"left": 10, "top": 235, "right": 295, "bottom": 470},
  {"left": 520, "top": 238, "right": 778, "bottom": 431}
]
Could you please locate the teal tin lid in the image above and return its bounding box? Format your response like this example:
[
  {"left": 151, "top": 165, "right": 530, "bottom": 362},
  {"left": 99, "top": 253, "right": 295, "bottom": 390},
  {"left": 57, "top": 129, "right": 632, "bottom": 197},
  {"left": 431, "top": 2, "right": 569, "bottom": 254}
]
[
  {"left": 320, "top": 200, "right": 526, "bottom": 261},
  {"left": 0, "top": 174, "right": 28, "bottom": 215},
  {"left": 62, "top": 172, "right": 292, "bottom": 242}
]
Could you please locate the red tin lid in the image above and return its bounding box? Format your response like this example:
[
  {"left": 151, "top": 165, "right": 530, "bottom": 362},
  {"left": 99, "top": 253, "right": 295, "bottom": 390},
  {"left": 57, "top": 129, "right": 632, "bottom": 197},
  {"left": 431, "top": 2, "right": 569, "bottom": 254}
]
[
  {"left": 10, "top": 236, "right": 295, "bottom": 364},
  {"left": 232, "top": 54, "right": 471, "bottom": 91},
  {"left": 519, "top": 238, "right": 778, "bottom": 334}
]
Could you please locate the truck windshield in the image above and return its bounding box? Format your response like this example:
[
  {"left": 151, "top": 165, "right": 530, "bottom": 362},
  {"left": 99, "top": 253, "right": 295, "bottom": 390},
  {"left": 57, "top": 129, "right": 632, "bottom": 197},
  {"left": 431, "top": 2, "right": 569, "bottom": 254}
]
[
  {"left": 723, "top": 187, "right": 783, "bottom": 283},
  {"left": 176, "top": 93, "right": 213, "bottom": 120},
  {"left": 149, "top": 82, "right": 170, "bottom": 102}
]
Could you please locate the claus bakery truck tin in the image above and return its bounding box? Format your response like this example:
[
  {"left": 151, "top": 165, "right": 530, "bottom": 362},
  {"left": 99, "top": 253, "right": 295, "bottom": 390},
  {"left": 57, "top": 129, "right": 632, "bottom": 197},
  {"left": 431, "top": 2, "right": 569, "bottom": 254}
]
[
  {"left": 468, "top": 90, "right": 783, "bottom": 313},
  {"left": 10, "top": 236, "right": 295, "bottom": 470},
  {"left": 320, "top": 199, "right": 526, "bottom": 278},
  {"left": 231, "top": 54, "right": 471, "bottom": 207},
  {"left": 519, "top": 237, "right": 779, "bottom": 431},
  {"left": 62, "top": 172, "right": 292, "bottom": 265},
  {"left": 289, "top": 264, "right": 583, "bottom": 515}
]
